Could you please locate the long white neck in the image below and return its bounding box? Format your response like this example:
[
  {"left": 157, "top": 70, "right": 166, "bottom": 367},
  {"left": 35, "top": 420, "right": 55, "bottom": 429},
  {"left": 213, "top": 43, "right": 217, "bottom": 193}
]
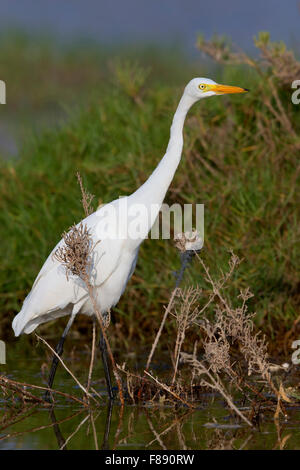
[{"left": 130, "top": 91, "right": 196, "bottom": 206}]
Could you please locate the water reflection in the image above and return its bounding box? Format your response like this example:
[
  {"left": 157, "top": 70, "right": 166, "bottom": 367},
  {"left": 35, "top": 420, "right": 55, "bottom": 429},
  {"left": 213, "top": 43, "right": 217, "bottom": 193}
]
[
  {"left": 49, "top": 409, "right": 68, "bottom": 450},
  {"left": 1, "top": 399, "right": 299, "bottom": 450},
  {"left": 1, "top": 348, "right": 300, "bottom": 450}
]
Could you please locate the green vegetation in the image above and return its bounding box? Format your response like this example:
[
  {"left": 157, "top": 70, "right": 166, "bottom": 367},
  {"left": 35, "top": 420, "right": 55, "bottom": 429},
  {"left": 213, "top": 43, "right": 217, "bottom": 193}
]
[{"left": 0, "top": 32, "right": 299, "bottom": 352}]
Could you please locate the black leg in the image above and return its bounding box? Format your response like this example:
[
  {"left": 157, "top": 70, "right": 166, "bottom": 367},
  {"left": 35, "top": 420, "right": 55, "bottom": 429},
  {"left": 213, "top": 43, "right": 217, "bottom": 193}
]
[
  {"left": 99, "top": 331, "right": 114, "bottom": 400},
  {"left": 44, "top": 313, "right": 76, "bottom": 402},
  {"left": 49, "top": 408, "right": 68, "bottom": 450},
  {"left": 101, "top": 399, "right": 113, "bottom": 450}
]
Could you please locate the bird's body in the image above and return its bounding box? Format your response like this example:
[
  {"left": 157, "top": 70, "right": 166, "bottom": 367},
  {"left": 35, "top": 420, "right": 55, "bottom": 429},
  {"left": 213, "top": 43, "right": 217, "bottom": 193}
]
[
  {"left": 12, "top": 78, "right": 247, "bottom": 398},
  {"left": 12, "top": 198, "right": 140, "bottom": 335}
]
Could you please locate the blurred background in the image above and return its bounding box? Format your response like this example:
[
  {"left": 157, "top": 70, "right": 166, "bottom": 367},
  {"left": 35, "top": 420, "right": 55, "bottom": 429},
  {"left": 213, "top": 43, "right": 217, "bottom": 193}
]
[
  {"left": 1, "top": 0, "right": 300, "bottom": 52},
  {"left": 0, "top": 1, "right": 299, "bottom": 350},
  {"left": 1, "top": 0, "right": 300, "bottom": 158},
  {"left": 1, "top": 3, "right": 300, "bottom": 451}
]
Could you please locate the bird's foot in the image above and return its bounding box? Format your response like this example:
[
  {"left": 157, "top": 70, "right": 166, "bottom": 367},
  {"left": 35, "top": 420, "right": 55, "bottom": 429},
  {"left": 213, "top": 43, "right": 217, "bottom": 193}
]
[
  {"left": 43, "top": 389, "right": 53, "bottom": 404},
  {"left": 110, "top": 386, "right": 118, "bottom": 401}
]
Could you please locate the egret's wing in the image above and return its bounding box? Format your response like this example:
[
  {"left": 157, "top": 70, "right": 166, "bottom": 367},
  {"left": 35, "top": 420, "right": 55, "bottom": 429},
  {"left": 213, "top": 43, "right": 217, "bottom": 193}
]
[
  {"left": 31, "top": 209, "right": 123, "bottom": 290},
  {"left": 12, "top": 201, "right": 126, "bottom": 336}
]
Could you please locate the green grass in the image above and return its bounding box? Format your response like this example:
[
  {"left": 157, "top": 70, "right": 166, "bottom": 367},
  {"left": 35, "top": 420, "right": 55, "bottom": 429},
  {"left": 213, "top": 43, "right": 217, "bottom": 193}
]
[{"left": 0, "top": 33, "right": 299, "bottom": 350}]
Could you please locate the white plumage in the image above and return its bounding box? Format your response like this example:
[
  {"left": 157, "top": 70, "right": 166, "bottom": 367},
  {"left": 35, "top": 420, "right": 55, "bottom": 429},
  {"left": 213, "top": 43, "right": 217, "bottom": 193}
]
[
  {"left": 12, "top": 78, "right": 247, "bottom": 338},
  {"left": 12, "top": 198, "right": 140, "bottom": 335}
]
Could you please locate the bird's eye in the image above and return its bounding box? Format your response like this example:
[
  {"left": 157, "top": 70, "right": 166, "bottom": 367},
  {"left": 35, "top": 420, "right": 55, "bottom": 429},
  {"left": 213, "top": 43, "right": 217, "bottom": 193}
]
[{"left": 199, "top": 84, "right": 206, "bottom": 90}]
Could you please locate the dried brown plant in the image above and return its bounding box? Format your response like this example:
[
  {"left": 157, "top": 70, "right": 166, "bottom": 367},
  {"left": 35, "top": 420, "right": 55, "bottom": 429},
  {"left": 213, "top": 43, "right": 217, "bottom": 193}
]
[
  {"left": 196, "top": 253, "right": 274, "bottom": 387},
  {"left": 76, "top": 171, "right": 94, "bottom": 217},
  {"left": 254, "top": 32, "right": 300, "bottom": 87},
  {"left": 197, "top": 32, "right": 299, "bottom": 138},
  {"left": 197, "top": 32, "right": 300, "bottom": 86},
  {"left": 197, "top": 34, "right": 255, "bottom": 67},
  {"left": 53, "top": 223, "right": 93, "bottom": 280},
  {"left": 178, "top": 251, "right": 289, "bottom": 424},
  {"left": 171, "top": 286, "right": 201, "bottom": 385}
]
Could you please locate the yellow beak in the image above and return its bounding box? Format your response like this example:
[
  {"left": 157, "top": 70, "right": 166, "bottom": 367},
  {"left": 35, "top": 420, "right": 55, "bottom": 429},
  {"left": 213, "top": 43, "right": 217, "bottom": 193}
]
[{"left": 209, "top": 83, "right": 249, "bottom": 95}]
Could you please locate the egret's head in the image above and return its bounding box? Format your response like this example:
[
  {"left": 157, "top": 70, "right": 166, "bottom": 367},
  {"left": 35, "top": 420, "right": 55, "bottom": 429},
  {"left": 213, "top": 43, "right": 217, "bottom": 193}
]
[{"left": 185, "top": 77, "right": 248, "bottom": 100}]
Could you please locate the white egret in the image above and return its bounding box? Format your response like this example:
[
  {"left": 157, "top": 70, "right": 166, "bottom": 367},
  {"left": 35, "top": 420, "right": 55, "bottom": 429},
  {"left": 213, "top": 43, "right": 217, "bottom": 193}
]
[{"left": 12, "top": 78, "right": 247, "bottom": 399}]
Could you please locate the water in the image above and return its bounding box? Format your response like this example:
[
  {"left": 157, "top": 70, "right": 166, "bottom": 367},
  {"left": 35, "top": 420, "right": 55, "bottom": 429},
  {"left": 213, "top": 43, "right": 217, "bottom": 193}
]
[
  {"left": 0, "top": 0, "right": 299, "bottom": 54},
  {"left": 1, "top": 347, "right": 300, "bottom": 450},
  {"left": 2, "top": 395, "right": 300, "bottom": 450}
]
